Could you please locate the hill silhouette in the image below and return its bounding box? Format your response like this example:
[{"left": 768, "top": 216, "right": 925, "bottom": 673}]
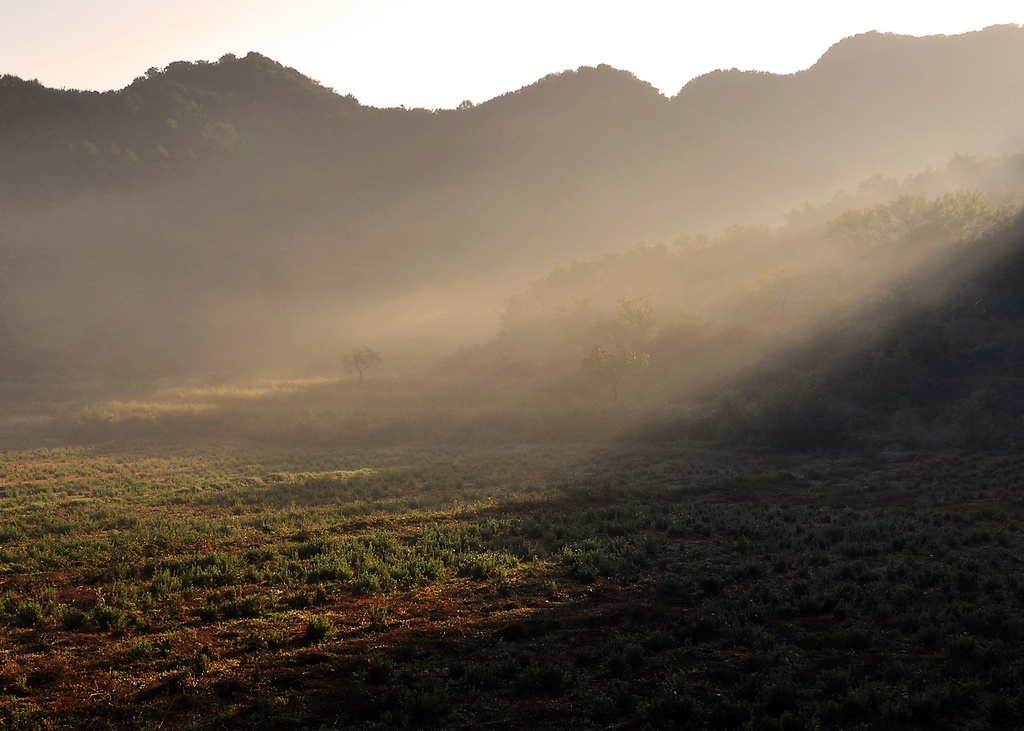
[{"left": 1, "top": 25, "right": 1023, "bottom": 383}]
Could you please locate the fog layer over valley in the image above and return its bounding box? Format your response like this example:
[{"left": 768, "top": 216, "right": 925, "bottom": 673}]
[
  {"left": 7, "top": 22, "right": 1024, "bottom": 731},
  {"left": 2, "top": 25, "right": 1024, "bottom": 447}
]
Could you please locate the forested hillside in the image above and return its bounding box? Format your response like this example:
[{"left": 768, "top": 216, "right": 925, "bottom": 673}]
[
  {"left": 2, "top": 25, "right": 1024, "bottom": 385},
  {"left": 40, "top": 164, "right": 1024, "bottom": 455}
]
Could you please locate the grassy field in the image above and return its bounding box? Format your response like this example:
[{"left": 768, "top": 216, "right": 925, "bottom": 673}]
[{"left": 1, "top": 410, "right": 1023, "bottom": 730}]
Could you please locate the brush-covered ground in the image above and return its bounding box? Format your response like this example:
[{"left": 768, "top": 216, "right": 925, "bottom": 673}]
[{"left": 1, "top": 424, "right": 1023, "bottom": 730}]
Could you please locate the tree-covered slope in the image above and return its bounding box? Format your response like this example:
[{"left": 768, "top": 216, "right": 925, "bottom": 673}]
[{"left": 2, "top": 26, "right": 1024, "bottom": 383}]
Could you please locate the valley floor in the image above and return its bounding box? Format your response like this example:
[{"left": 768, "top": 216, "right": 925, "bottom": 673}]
[{"left": 0, "top": 440, "right": 1022, "bottom": 729}]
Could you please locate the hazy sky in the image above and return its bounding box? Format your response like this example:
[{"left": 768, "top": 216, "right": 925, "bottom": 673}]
[{"left": 3, "top": 1, "right": 1022, "bottom": 109}]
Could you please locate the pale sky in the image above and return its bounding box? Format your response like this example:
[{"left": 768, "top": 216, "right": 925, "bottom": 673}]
[{"left": 2, "top": 1, "right": 1022, "bottom": 109}]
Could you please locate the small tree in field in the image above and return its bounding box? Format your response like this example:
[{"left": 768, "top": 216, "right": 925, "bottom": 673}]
[
  {"left": 344, "top": 348, "right": 381, "bottom": 382},
  {"left": 581, "top": 344, "right": 649, "bottom": 405}
]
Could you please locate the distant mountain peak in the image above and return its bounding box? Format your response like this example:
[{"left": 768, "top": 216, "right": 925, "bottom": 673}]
[
  {"left": 123, "top": 51, "right": 332, "bottom": 98},
  {"left": 813, "top": 23, "right": 1024, "bottom": 72},
  {"left": 478, "top": 63, "right": 666, "bottom": 119}
]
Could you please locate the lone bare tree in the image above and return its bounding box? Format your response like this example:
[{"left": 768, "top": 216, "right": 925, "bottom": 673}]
[
  {"left": 344, "top": 348, "right": 381, "bottom": 382},
  {"left": 581, "top": 344, "right": 649, "bottom": 405}
]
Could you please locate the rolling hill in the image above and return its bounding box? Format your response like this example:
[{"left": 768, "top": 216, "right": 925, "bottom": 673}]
[{"left": 1, "top": 24, "right": 1023, "bottom": 382}]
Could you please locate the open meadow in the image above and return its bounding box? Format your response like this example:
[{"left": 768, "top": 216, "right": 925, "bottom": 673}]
[{"left": 1, "top": 382, "right": 1023, "bottom": 729}]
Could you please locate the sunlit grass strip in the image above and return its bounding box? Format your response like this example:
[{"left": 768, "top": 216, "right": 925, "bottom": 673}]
[
  {"left": 68, "top": 377, "right": 345, "bottom": 424},
  {"left": 158, "top": 377, "right": 338, "bottom": 402},
  {"left": 76, "top": 401, "right": 218, "bottom": 421},
  {"left": 265, "top": 468, "right": 378, "bottom": 483}
]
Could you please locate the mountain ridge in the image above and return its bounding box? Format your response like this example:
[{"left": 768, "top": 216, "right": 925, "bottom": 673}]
[{"left": 2, "top": 25, "right": 1024, "bottom": 380}]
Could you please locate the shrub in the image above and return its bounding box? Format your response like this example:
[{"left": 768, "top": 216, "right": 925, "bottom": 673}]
[
  {"left": 380, "top": 678, "right": 449, "bottom": 724},
  {"left": 519, "top": 663, "right": 569, "bottom": 695},
  {"left": 92, "top": 604, "right": 131, "bottom": 632},
  {"left": 61, "top": 606, "right": 88, "bottom": 630},
  {"left": 192, "top": 649, "right": 212, "bottom": 677},
  {"left": 366, "top": 654, "right": 395, "bottom": 684},
  {"left": 0, "top": 523, "right": 21, "bottom": 543},
  {"left": 14, "top": 601, "right": 42, "bottom": 628},
  {"left": 129, "top": 639, "right": 155, "bottom": 659},
  {"left": 759, "top": 385, "right": 849, "bottom": 450},
  {"left": 305, "top": 615, "right": 335, "bottom": 643}
]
